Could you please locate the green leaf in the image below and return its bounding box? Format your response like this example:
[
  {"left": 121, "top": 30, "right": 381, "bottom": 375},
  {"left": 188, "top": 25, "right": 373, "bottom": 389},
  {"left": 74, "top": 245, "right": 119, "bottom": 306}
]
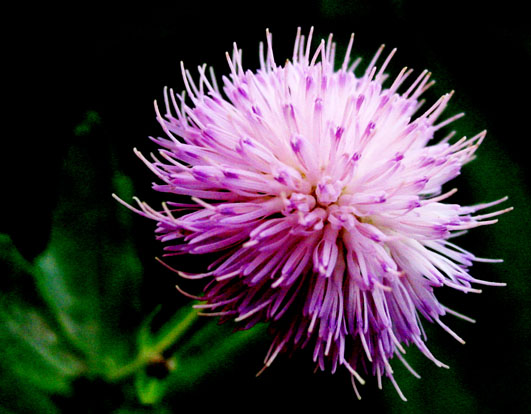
[
  {"left": 0, "top": 114, "right": 149, "bottom": 410},
  {"left": 0, "top": 374, "right": 60, "bottom": 414},
  {"left": 166, "top": 319, "right": 266, "bottom": 392},
  {"left": 32, "top": 119, "right": 144, "bottom": 373},
  {"left": 73, "top": 110, "right": 102, "bottom": 137},
  {"left": 0, "top": 300, "right": 85, "bottom": 394},
  {"left": 0, "top": 233, "right": 34, "bottom": 277},
  {"left": 0, "top": 234, "right": 85, "bottom": 396}
]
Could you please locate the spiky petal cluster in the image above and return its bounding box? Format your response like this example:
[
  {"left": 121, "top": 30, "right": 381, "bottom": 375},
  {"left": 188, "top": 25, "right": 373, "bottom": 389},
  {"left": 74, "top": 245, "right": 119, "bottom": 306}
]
[{"left": 116, "top": 28, "right": 509, "bottom": 400}]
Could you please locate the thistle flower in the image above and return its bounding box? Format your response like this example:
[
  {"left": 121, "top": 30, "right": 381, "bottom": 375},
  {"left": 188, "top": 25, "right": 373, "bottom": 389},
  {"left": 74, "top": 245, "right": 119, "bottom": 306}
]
[{"left": 115, "top": 28, "right": 510, "bottom": 400}]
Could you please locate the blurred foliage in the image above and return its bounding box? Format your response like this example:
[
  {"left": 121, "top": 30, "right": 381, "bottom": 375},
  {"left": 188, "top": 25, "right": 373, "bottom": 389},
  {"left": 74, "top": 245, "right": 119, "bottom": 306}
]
[
  {"left": 3, "top": 0, "right": 531, "bottom": 413},
  {"left": 0, "top": 114, "right": 266, "bottom": 413}
]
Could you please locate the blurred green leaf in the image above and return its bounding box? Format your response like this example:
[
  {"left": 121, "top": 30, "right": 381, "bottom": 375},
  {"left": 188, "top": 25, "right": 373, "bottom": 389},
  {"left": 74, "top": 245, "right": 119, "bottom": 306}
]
[
  {"left": 73, "top": 110, "right": 102, "bottom": 137},
  {"left": 1, "top": 114, "right": 148, "bottom": 412},
  {"left": 0, "top": 301, "right": 85, "bottom": 394},
  {"left": 0, "top": 111, "right": 269, "bottom": 411},
  {"left": 0, "top": 233, "right": 34, "bottom": 278},
  {"left": 0, "top": 373, "right": 61, "bottom": 414},
  {"left": 0, "top": 234, "right": 85, "bottom": 397},
  {"left": 32, "top": 121, "right": 143, "bottom": 374},
  {"left": 167, "top": 320, "right": 266, "bottom": 392}
]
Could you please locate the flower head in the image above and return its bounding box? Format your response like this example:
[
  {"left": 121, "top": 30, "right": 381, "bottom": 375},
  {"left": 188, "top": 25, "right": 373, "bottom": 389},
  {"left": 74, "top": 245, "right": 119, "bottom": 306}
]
[{"left": 116, "top": 28, "right": 510, "bottom": 400}]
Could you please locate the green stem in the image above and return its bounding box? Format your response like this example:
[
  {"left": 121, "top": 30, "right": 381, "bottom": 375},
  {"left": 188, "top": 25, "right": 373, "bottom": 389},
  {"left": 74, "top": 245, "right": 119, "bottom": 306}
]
[{"left": 107, "top": 306, "right": 199, "bottom": 381}]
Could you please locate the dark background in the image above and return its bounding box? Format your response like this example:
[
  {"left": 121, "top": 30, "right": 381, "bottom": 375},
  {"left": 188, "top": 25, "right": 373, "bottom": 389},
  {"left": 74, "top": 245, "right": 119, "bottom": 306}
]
[{"left": 3, "top": 1, "right": 530, "bottom": 413}]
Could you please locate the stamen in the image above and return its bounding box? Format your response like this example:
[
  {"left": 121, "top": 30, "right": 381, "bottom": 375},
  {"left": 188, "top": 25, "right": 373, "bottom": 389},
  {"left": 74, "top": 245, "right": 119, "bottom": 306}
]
[
  {"left": 442, "top": 305, "right": 476, "bottom": 323},
  {"left": 175, "top": 284, "right": 204, "bottom": 301},
  {"left": 341, "top": 33, "right": 355, "bottom": 72}
]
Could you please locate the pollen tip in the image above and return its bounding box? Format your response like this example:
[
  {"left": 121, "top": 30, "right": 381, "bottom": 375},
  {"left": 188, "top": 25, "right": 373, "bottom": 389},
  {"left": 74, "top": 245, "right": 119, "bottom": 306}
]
[{"left": 256, "top": 365, "right": 268, "bottom": 377}]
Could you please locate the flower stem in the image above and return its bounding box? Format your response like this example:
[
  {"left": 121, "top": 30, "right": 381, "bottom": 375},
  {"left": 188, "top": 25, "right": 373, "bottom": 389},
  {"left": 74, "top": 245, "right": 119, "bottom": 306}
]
[{"left": 106, "top": 306, "right": 200, "bottom": 382}]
